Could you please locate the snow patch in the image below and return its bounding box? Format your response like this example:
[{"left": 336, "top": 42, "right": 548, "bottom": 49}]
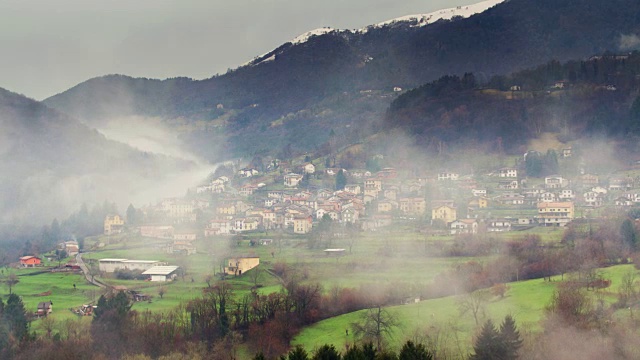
[
  {"left": 290, "top": 27, "right": 336, "bottom": 45},
  {"left": 367, "top": 0, "right": 505, "bottom": 31},
  {"left": 256, "top": 54, "right": 276, "bottom": 65}
]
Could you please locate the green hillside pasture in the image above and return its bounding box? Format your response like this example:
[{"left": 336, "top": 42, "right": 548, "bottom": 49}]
[
  {"left": 293, "top": 277, "right": 556, "bottom": 354},
  {"left": 293, "top": 265, "right": 639, "bottom": 354},
  {"left": 1, "top": 268, "right": 100, "bottom": 324},
  {"left": 498, "top": 226, "right": 564, "bottom": 243}
]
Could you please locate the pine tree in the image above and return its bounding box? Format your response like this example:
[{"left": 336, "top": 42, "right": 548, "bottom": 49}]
[
  {"left": 126, "top": 203, "right": 137, "bottom": 225},
  {"left": 312, "top": 344, "right": 341, "bottom": 360},
  {"left": 343, "top": 344, "right": 365, "bottom": 360},
  {"left": 288, "top": 346, "right": 310, "bottom": 360},
  {"left": 470, "top": 319, "right": 504, "bottom": 360},
  {"left": 620, "top": 219, "right": 637, "bottom": 251},
  {"left": 335, "top": 170, "right": 347, "bottom": 190},
  {"left": 398, "top": 340, "right": 433, "bottom": 360},
  {"left": 499, "top": 315, "right": 523, "bottom": 360},
  {"left": 3, "top": 293, "right": 29, "bottom": 342}
]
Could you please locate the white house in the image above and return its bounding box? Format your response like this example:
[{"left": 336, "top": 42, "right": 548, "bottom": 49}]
[
  {"left": 472, "top": 189, "right": 487, "bottom": 197},
  {"left": 486, "top": 219, "right": 512, "bottom": 232},
  {"left": 284, "top": 173, "right": 304, "bottom": 187},
  {"left": 438, "top": 172, "right": 459, "bottom": 181},
  {"left": 450, "top": 219, "right": 478, "bottom": 235},
  {"left": 558, "top": 189, "right": 575, "bottom": 200},
  {"left": 545, "top": 176, "right": 569, "bottom": 189},
  {"left": 142, "top": 266, "right": 180, "bottom": 282},
  {"left": 540, "top": 192, "right": 557, "bottom": 203},
  {"left": 498, "top": 168, "right": 518, "bottom": 178}
]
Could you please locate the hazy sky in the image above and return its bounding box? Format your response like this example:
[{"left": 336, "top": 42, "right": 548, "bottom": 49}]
[{"left": 1, "top": 0, "right": 479, "bottom": 100}]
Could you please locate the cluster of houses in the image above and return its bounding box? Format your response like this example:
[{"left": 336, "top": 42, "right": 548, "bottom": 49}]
[{"left": 102, "top": 150, "right": 640, "bottom": 244}]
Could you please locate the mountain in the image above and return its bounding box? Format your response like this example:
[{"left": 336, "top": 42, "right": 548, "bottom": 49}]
[
  {"left": 43, "top": 0, "right": 640, "bottom": 159},
  {"left": 0, "top": 88, "right": 197, "bottom": 227}
]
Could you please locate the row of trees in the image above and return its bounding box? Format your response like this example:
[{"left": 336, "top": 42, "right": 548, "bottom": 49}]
[{"left": 259, "top": 341, "right": 433, "bottom": 360}]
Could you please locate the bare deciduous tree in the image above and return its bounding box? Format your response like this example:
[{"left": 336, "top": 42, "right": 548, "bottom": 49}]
[
  {"left": 457, "top": 289, "right": 490, "bottom": 325},
  {"left": 158, "top": 286, "right": 167, "bottom": 299},
  {"left": 249, "top": 266, "right": 262, "bottom": 287},
  {"left": 4, "top": 272, "right": 19, "bottom": 294},
  {"left": 351, "top": 305, "right": 399, "bottom": 351}
]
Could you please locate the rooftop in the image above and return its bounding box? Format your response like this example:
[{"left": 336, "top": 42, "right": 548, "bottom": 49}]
[{"left": 142, "top": 266, "right": 180, "bottom": 276}]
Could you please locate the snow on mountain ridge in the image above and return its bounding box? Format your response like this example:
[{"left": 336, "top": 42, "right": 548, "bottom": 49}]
[
  {"left": 371, "top": 0, "right": 505, "bottom": 29},
  {"left": 242, "top": 0, "right": 505, "bottom": 67},
  {"left": 290, "top": 27, "right": 336, "bottom": 44}
]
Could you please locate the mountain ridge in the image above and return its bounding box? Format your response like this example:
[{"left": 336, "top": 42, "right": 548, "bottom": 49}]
[{"left": 43, "top": 0, "right": 640, "bottom": 159}]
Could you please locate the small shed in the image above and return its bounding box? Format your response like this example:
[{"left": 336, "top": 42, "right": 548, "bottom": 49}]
[
  {"left": 142, "top": 266, "right": 180, "bottom": 282},
  {"left": 324, "top": 249, "right": 346, "bottom": 256},
  {"left": 37, "top": 301, "right": 53, "bottom": 316}
]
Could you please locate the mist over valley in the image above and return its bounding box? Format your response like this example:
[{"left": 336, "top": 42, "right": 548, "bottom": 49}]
[{"left": 2, "top": 1, "right": 640, "bottom": 359}]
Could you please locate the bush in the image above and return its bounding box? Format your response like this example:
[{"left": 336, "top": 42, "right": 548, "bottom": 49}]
[{"left": 114, "top": 269, "right": 147, "bottom": 280}]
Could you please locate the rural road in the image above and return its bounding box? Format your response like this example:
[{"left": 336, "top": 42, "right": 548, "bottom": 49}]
[{"left": 76, "top": 253, "right": 106, "bottom": 288}]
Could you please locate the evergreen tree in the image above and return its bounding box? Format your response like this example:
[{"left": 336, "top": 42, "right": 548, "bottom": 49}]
[
  {"left": 629, "top": 96, "right": 640, "bottom": 134},
  {"left": 621, "top": 219, "right": 638, "bottom": 251},
  {"left": 126, "top": 203, "right": 137, "bottom": 225},
  {"left": 50, "top": 218, "right": 61, "bottom": 242},
  {"left": 361, "top": 342, "right": 377, "bottom": 360},
  {"left": 343, "top": 344, "right": 366, "bottom": 360},
  {"left": 398, "top": 340, "right": 433, "bottom": 360},
  {"left": 313, "top": 344, "right": 341, "bottom": 360},
  {"left": 287, "top": 346, "right": 310, "bottom": 360},
  {"left": 525, "top": 151, "right": 543, "bottom": 177},
  {"left": 543, "top": 150, "right": 559, "bottom": 175},
  {"left": 470, "top": 319, "right": 504, "bottom": 360},
  {"left": 336, "top": 169, "right": 347, "bottom": 191},
  {"left": 3, "top": 293, "right": 29, "bottom": 342},
  {"left": 252, "top": 353, "right": 267, "bottom": 360},
  {"left": 499, "top": 315, "right": 523, "bottom": 360}
]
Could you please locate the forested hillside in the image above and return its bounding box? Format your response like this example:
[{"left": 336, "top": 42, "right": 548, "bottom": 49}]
[{"left": 385, "top": 54, "right": 640, "bottom": 154}]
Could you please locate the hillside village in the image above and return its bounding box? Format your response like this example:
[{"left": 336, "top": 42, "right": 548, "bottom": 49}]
[{"left": 101, "top": 145, "right": 640, "bottom": 256}]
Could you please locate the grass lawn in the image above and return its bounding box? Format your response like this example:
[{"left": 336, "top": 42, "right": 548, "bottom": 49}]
[
  {"left": 293, "top": 276, "right": 556, "bottom": 354},
  {"left": 292, "top": 264, "right": 640, "bottom": 355},
  {"left": 1, "top": 267, "right": 100, "bottom": 331}
]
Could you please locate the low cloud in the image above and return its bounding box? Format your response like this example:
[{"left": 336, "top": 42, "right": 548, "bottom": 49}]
[{"left": 618, "top": 33, "right": 640, "bottom": 51}]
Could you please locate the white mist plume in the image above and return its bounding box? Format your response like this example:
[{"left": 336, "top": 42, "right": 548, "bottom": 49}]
[
  {"left": 618, "top": 33, "right": 640, "bottom": 51},
  {"left": 97, "top": 116, "right": 202, "bottom": 163}
]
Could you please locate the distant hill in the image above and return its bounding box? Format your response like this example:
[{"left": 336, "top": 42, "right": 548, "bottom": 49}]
[
  {"left": 43, "top": 0, "right": 640, "bottom": 159},
  {"left": 0, "top": 88, "right": 196, "bottom": 226},
  {"left": 385, "top": 54, "right": 640, "bottom": 155}
]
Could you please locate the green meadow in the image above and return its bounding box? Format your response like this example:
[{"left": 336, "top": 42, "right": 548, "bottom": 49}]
[
  {"left": 292, "top": 264, "right": 640, "bottom": 354},
  {"left": 5, "top": 226, "right": 632, "bottom": 352}
]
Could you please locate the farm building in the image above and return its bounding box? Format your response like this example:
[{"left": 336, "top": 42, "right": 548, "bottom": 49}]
[
  {"left": 59, "top": 241, "right": 79, "bottom": 256},
  {"left": 142, "top": 266, "right": 180, "bottom": 282},
  {"left": 225, "top": 257, "right": 260, "bottom": 276},
  {"left": 36, "top": 301, "right": 53, "bottom": 316},
  {"left": 98, "top": 259, "right": 163, "bottom": 273},
  {"left": 324, "top": 249, "right": 346, "bottom": 256},
  {"left": 19, "top": 256, "right": 41, "bottom": 267}
]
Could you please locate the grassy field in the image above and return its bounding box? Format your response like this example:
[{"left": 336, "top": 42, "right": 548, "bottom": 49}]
[
  {"left": 7, "top": 224, "right": 572, "bottom": 319},
  {"left": 0, "top": 267, "right": 98, "bottom": 333},
  {"left": 6, "top": 224, "right": 622, "bottom": 353},
  {"left": 292, "top": 264, "right": 640, "bottom": 354}
]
